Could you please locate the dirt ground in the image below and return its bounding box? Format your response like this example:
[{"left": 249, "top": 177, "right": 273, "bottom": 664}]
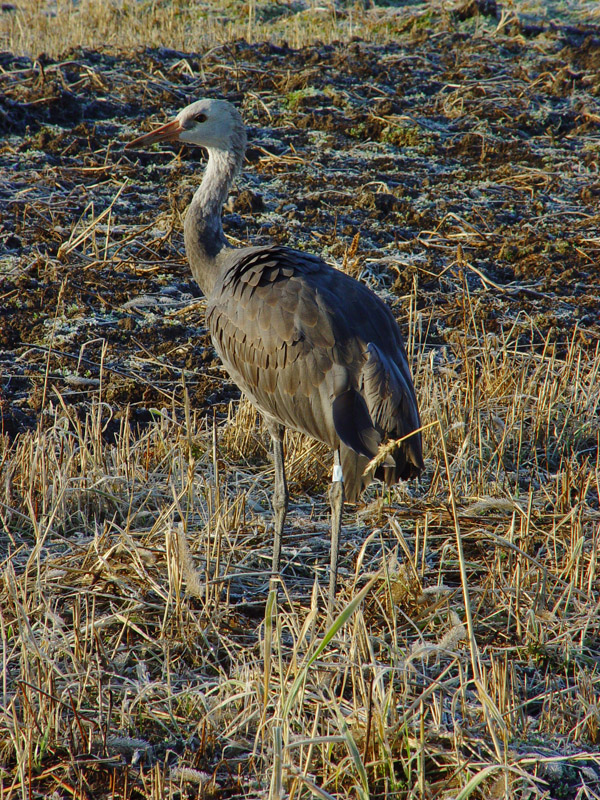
[
  {"left": 2, "top": 5, "right": 600, "bottom": 799},
  {"left": 2, "top": 12, "right": 599, "bottom": 439}
]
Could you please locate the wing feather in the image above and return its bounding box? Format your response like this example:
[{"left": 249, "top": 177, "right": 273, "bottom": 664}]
[{"left": 206, "top": 244, "right": 423, "bottom": 485}]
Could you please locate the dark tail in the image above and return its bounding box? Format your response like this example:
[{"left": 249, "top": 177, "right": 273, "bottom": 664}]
[{"left": 333, "top": 342, "right": 423, "bottom": 501}]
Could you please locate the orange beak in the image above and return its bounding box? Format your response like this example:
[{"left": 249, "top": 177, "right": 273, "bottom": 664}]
[{"left": 124, "top": 118, "right": 183, "bottom": 149}]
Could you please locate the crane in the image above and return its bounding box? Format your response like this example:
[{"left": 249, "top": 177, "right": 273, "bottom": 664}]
[{"left": 125, "top": 98, "right": 423, "bottom": 612}]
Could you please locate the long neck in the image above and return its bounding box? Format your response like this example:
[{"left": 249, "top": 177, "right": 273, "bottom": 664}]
[{"left": 184, "top": 147, "right": 241, "bottom": 297}]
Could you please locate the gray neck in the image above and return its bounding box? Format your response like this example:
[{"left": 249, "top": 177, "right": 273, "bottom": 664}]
[{"left": 184, "top": 147, "right": 241, "bottom": 297}]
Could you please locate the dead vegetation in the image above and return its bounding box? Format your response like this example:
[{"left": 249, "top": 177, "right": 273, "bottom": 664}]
[{"left": 1, "top": 1, "right": 600, "bottom": 798}]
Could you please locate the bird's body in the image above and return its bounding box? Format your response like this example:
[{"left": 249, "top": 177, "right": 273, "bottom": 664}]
[
  {"left": 126, "top": 98, "right": 423, "bottom": 610},
  {"left": 207, "top": 243, "right": 421, "bottom": 501}
]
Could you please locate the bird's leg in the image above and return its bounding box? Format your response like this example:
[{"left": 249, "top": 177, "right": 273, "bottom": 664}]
[
  {"left": 328, "top": 449, "right": 344, "bottom": 618},
  {"left": 268, "top": 422, "right": 288, "bottom": 593}
]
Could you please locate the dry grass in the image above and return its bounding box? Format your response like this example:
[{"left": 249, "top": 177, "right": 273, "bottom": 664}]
[
  {"left": 2, "top": 0, "right": 600, "bottom": 797},
  {"left": 2, "top": 289, "right": 599, "bottom": 797},
  {"left": 2, "top": 0, "right": 413, "bottom": 58},
  {"left": 2, "top": 0, "right": 598, "bottom": 60}
]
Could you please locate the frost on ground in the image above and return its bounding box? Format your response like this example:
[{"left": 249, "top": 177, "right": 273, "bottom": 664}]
[{"left": 1, "top": 7, "right": 600, "bottom": 800}]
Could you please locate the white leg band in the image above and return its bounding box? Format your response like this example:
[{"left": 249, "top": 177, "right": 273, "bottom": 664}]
[{"left": 332, "top": 464, "right": 343, "bottom": 482}]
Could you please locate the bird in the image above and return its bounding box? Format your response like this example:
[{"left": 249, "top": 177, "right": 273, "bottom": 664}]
[{"left": 125, "top": 98, "right": 424, "bottom": 613}]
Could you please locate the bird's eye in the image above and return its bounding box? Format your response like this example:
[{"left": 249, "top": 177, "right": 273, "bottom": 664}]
[{"left": 194, "top": 113, "right": 207, "bottom": 123}]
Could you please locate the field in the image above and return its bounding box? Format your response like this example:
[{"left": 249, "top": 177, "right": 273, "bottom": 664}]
[{"left": 1, "top": 0, "right": 600, "bottom": 798}]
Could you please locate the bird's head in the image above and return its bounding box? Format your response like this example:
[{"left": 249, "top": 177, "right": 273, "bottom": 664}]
[{"left": 125, "top": 98, "right": 247, "bottom": 156}]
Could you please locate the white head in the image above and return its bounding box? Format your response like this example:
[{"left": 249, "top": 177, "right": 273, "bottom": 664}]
[{"left": 125, "top": 98, "right": 247, "bottom": 157}]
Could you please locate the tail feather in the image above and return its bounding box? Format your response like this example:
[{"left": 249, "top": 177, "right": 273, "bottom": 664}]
[
  {"left": 332, "top": 388, "right": 380, "bottom": 459},
  {"left": 340, "top": 446, "right": 371, "bottom": 503},
  {"left": 333, "top": 342, "right": 423, "bottom": 501},
  {"left": 340, "top": 442, "right": 420, "bottom": 505},
  {"left": 362, "top": 342, "right": 423, "bottom": 476}
]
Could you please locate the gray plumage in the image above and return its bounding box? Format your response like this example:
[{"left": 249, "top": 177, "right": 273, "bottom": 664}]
[
  {"left": 208, "top": 244, "right": 422, "bottom": 499},
  {"left": 125, "top": 98, "right": 423, "bottom": 610}
]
